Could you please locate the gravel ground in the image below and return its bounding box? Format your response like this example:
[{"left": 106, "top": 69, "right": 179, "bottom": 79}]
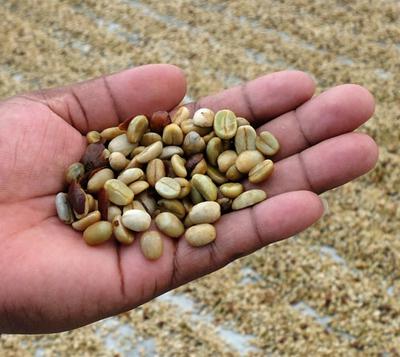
[{"left": 0, "top": 0, "right": 399, "bottom": 355}]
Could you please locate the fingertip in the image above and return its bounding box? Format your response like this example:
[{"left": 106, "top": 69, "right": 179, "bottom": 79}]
[
  {"left": 353, "top": 132, "right": 379, "bottom": 172},
  {"left": 337, "top": 84, "right": 375, "bottom": 119}
]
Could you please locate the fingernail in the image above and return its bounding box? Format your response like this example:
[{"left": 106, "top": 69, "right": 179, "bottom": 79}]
[{"left": 321, "top": 197, "right": 329, "bottom": 216}]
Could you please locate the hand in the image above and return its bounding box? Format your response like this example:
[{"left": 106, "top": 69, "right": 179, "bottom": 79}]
[{"left": 0, "top": 64, "right": 378, "bottom": 333}]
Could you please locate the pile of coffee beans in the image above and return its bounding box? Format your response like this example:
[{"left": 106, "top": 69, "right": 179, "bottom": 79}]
[{"left": 55, "top": 107, "right": 280, "bottom": 260}]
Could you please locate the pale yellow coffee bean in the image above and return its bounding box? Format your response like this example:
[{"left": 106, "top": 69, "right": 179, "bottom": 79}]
[
  {"left": 158, "top": 199, "right": 186, "bottom": 219},
  {"left": 155, "top": 212, "right": 185, "bottom": 238},
  {"left": 109, "top": 152, "right": 129, "bottom": 171},
  {"left": 188, "top": 201, "right": 221, "bottom": 224},
  {"left": 181, "top": 119, "right": 212, "bottom": 136},
  {"left": 117, "top": 168, "right": 144, "bottom": 185},
  {"left": 140, "top": 132, "right": 162, "bottom": 146},
  {"left": 135, "top": 141, "right": 163, "bottom": 164},
  {"left": 182, "top": 197, "right": 193, "bottom": 213},
  {"left": 103, "top": 148, "right": 111, "bottom": 160},
  {"left": 127, "top": 115, "right": 149, "bottom": 144},
  {"left": 191, "top": 159, "right": 208, "bottom": 177},
  {"left": 232, "top": 189, "right": 267, "bottom": 210},
  {"left": 162, "top": 123, "right": 184, "bottom": 145},
  {"left": 129, "top": 200, "right": 146, "bottom": 212},
  {"left": 65, "top": 162, "right": 85, "bottom": 184},
  {"left": 171, "top": 154, "right": 187, "bottom": 177},
  {"left": 108, "top": 134, "right": 137, "bottom": 156},
  {"left": 140, "top": 231, "right": 163, "bottom": 260},
  {"left": 235, "top": 125, "right": 257, "bottom": 153},
  {"left": 193, "top": 108, "right": 215, "bottom": 127},
  {"left": 132, "top": 146, "right": 146, "bottom": 156},
  {"left": 217, "top": 150, "right": 238, "bottom": 173},
  {"left": 72, "top": 210, "right": 101, "bottom": 231},
  {"left": 87, "top": 168, "right": 114, "bottom": 193},
  {"left": 86, "top": 194, "right": 98, "bottom": 212},
  {"left": 248, "top": 160, "right": 274, "bottom": 184},
  {"left": 107, "top": 205, "right": 122, "bottom": 222},
  {"left": 213, "top": 109, "right": 237, "bottom": 139},
  {"left": 185, "top": 224, "right": 216, "bottom": 247},
  {"left": 236, "top": 117, "right": 250, "bottom": 127},
  {"left": 235, "top": 150, "right": 264, "bottom": 173},
  {"left": 122, "top": 209, "right": 151, "bottom": 232},
  {"left": 86, "top": 131, "right": 101, "bottom": 144},
  {"left": 256, "top": 131, "right": 280, "bottom": 156},
  {"left": 100, "top": 126, "right": 125, "bottom": 140},
  {"left": 190, "top": 186, "right": 204, "bottom": 204},
  {"left": 172, "top": 106, "right": 190, "bottom": 125},
  {"left": 146, "top": 158, "right": 166, "bottom": 186},
  {"left": 104, "top": 179, "right": 134, "bottom": 206},
  {"left": 206, "top": 166, "right": 227, "bottom": 185},
  {"left": 129, "top": 180, "right": 149, "bottom": 195},
  {"left": 175, "top": 177, "right": 191, "bottom": 198},
  {"left": 206, "top": 137, "right": 223, "bottom": 166},
  {"left": 225, "top": 164, "right": 244, "bottom": 181},
  {"left": 55, "top": 192, "right": 74, "bottom": 224},
  {"left": 191, "top": 174, "right": 218, "bottom": 201},
  {"left": 202, "top": 131, "right": 216, "bottom": 144},
  {"left": 136, "top": 191, "right": 157, "bottom": 217},
  {"left": 159, "top": 146, "right": 184, "bottom": 160},
  {"left": 155, "top": 177, "right": 181, "bottom": 199},
  {"left": 83, "top": 221, "right": 113, "bottom": 246},
  {"left": 182, "top": 131, "right": 206, "bottom": 155},
  {"left": 219, "top": 183, "right": 244, "bottom": 199},
  {"left": 125, "top": 157, "right": 143, "bottom": 169},
  {"left": 112, "top": 215, "right": 135, "bottom": 245}
]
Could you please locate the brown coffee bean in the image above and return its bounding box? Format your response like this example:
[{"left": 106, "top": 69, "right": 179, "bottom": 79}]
[{"left": 150, "top": 111, "right": 171, "bottom": 133}]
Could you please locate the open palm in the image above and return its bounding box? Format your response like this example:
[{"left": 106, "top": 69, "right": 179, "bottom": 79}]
[{"left": 0, "top": 64, "right": 378, "bottom": 333}]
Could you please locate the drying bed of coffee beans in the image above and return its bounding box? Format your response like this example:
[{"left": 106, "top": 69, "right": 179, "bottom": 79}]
[{"left": 55, "top": 107, "right": 279, "bottom": 259}]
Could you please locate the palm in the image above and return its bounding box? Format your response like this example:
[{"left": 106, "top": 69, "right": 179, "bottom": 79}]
[{"left": 0, "top": 65, "right": 377, "bottom": 334}]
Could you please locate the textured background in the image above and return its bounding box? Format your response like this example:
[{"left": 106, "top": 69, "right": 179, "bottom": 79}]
[{"left": 0, "top": 0, "right": 399, "bottom": 355}]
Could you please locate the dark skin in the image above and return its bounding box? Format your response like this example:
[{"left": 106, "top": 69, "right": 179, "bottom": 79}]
[{"left": 0, "top": 64, "right": 378, "bottom": 334}]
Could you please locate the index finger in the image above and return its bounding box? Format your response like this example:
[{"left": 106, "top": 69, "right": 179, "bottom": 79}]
[{"left": 184, "top": 70, "right": 315, "bottom": 125}]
